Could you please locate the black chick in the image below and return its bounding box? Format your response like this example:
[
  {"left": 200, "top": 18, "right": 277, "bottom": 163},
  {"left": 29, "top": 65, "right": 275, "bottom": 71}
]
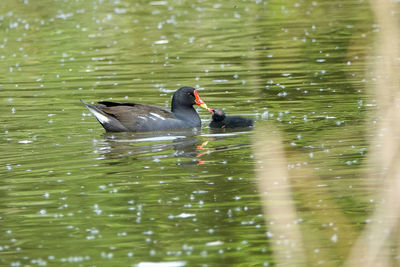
[{"left": 209, "top": 109, "right": 254, "bottom": 128}]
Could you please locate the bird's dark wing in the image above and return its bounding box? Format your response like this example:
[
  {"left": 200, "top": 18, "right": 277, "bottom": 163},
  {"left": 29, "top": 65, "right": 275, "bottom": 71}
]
[{"left": 97, "top": 102, "right": 175, "bottom": 131}]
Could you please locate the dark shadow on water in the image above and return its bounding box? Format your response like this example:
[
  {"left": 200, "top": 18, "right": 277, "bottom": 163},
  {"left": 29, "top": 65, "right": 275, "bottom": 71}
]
[
  {"left": 90, "top": 127, "right": 254, "bottom": 167},
  {"left": 208, "top": 126, "right": 254, "bottom": 135}
]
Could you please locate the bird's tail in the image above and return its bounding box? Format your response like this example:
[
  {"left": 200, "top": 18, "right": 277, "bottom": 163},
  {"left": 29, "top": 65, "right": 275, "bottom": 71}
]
[{"left": 80, "top": 99, "right": 127, "bottom": 131}]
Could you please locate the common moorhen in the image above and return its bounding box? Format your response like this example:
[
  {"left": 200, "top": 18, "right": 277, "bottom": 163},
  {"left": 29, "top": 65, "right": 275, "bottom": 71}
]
[
  {"left": 209, "top": 109, "right": 254, "bottom": 128},
  {"left": 81, "top": 87, "right": 209, "bottom": 132}
]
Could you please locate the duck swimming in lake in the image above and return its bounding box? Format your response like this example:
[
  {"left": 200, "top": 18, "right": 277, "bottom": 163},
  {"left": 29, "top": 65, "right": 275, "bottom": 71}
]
[{"left": 81, "top": 87, "right": 209, "bottom": 132}]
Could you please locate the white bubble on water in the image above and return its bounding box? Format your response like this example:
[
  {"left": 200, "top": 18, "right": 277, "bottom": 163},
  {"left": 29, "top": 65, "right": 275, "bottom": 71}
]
[{"left": 38, "top": 209, "right": 46, "bottom": 215}]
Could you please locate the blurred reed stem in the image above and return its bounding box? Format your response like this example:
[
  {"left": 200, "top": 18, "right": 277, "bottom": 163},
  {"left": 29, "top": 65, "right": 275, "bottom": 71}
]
[
  {"left": 346, "top": 0, "right": 400, "bottom": 266},
  {"left": 254, "top": 127, "right": 307, "bottom": 267}
]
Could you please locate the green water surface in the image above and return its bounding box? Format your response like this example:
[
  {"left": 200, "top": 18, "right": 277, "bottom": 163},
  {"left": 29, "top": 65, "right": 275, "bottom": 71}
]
[{"left": 0, "top": 0, "right": 390, "bottom": 266}]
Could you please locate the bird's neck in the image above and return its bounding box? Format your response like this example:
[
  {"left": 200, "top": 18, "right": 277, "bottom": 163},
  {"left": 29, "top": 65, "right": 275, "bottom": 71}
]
[{"left": 172, "top": 106, "right": 201, "bottom": 127}]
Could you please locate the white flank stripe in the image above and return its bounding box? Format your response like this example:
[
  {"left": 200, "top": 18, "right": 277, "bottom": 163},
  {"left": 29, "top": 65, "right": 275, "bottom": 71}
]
[
  {"left": 88, "top": 108, "right": 110, "bottom": 124},
  {"left": 149, "top": 112, "right": 166, "bottom": 120}
]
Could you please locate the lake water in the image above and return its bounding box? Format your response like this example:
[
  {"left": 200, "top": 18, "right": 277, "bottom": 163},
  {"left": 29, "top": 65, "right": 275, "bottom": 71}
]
[{"left": 1, "top": 0, "right": 398, "bottom": 266}]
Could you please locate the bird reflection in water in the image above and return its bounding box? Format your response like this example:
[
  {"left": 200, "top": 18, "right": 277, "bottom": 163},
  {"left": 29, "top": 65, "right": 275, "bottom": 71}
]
[{"left": 91, "top": 129, "right": 208, "bottom": 166}]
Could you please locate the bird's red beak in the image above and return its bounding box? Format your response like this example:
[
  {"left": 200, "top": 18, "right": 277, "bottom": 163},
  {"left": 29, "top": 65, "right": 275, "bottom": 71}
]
[{"left": 194, "top": 90, "right": 208, "bottom": 110}]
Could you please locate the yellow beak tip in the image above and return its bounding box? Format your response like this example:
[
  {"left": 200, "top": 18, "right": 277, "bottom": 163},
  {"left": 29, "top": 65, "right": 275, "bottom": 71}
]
[{"left": 200, "top": 103, "right": 208, "bottom": 110}]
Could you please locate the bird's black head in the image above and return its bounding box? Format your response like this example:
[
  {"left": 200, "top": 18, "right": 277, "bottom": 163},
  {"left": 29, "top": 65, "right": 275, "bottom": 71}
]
[
  {"left": 211, "top": 109, "right": 226, "bottom": 121},
  {"left": 171, "top": 87, "right": 208, "bottom": 111}
]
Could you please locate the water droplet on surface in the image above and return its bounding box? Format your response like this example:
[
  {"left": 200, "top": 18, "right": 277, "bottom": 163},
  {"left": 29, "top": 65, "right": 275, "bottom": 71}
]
[{"left": 330, "top": 234, "right": 338, "bottom": 243}]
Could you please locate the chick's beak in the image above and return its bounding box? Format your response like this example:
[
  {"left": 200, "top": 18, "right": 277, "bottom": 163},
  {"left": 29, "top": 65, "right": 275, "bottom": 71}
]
[{"left": 194, "top": 90, "right": 208, "bottom": 110}]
